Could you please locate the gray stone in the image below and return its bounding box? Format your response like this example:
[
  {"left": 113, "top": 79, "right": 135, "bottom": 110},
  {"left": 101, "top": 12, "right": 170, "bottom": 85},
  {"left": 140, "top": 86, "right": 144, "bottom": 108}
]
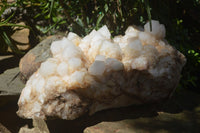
[
  {"left": 18, "top": 118, "right": 50, "bottom": 133},
  {"left": 0, "top": 67, "right": 24, "bottom": 95},
  {"left": 0, "top": 123, "right": 11, "bottom": 133},
  {"left": 84, "top": 111, "right": 200, "bottom": 133}
]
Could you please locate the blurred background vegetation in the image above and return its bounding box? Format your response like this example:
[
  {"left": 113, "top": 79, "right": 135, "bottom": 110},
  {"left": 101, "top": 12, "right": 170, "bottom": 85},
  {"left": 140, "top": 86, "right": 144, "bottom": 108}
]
[{"left": 0, "top": 0, "right": 199, "bottom": 91}]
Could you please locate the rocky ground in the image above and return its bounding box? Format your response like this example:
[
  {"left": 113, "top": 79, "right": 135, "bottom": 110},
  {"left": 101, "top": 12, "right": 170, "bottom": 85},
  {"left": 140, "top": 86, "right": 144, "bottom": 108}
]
[
  {"left": 0, "top": 28, "right": 200, "bottom": 133},
  {"left": 0, "top": 54, "right": 200, "bottom": 133}
]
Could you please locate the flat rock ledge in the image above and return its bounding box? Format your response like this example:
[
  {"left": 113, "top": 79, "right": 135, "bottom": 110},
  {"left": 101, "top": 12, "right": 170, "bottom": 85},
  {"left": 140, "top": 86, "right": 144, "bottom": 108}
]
[{"left": 0, "top": 67, "right": 24, "bottom": 96}]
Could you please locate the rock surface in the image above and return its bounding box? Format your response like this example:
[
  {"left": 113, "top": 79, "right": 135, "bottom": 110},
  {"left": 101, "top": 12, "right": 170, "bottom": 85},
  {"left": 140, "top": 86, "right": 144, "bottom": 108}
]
[
  {"left": 11, "top": 22, "right": 30, "bottom": 44},
  {"left": 19, "top": 35, "right": 63, "bottom": 81},
  {"left": 18, "top": 118, "right": 50, "bottom": 133},
  {"left": 0, "top": 55, "right": 24, "bottom": 96},
  {"left": 0, "top": 88, "right": 199, "bottom": 133},
  {"left": 84, "top": 110, "right": 200, "bottom": 133},
  {"left": 17, "top": 20, "right": 186, "bottom": 120},
  {"left": 9, "top": 22, "right": 31, "bottom": 52},
  {"left": 0, "top": 67, "right": 24, "bottom": 96},
  {"left": 0, "top": 123, "right": 11, "bottom": 133}
]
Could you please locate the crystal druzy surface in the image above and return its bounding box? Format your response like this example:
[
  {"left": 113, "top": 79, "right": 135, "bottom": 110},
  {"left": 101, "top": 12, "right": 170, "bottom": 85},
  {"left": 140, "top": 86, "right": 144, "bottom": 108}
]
[{"left": 17, "top": 20, "right": 186, "bottom": 120}]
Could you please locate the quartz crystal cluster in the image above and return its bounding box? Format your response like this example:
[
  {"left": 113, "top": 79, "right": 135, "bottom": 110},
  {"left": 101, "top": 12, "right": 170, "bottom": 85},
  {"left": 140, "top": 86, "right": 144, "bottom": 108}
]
[{"left": 17, "top": 20, "right": 186, "bottom": 120}]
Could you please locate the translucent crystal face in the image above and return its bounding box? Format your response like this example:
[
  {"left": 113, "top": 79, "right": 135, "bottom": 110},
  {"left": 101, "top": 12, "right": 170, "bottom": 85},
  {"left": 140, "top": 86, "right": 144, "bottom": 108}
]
[
  {"left": 144, "top": 20, "right": 166, "bottom": 39},
  {"left": 17, "top": 20, "right": 186, "bottom": 120}
]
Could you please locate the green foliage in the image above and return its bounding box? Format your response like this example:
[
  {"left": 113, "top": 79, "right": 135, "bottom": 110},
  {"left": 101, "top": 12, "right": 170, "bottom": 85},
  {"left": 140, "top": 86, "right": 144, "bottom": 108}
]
[
  {"left": 55, "top": 0, "right": 152, "bottom": 36},
  {"left": 1, "top": 0, "right": 152, "bottom": 37},
  {"left": 0, "top": 0, "right": 199, "bottom": 91},
  {"left": 16, "top": 0, "right": 66, "bottom": 34},
  {"left": 0, "top": 1, "right": 30, "bottom": 54}
]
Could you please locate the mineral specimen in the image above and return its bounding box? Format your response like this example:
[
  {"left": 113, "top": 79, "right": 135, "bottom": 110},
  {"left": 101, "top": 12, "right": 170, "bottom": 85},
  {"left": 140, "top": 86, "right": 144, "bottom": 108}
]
[
  {"left": 19, "top": 35, "right": 63, "bottom": 82},
  {"left": 17, "top": 20, "right": 186, "bottom": 120}
]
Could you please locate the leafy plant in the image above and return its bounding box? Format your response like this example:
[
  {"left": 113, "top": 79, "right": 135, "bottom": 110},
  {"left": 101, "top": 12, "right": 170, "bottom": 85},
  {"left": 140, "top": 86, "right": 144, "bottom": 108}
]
[
  {"left": 0, "top": 0, "right": 199, "bottom": 91},
  {"left": 0, "top": 1, "right": 31, "bottom": 54}
]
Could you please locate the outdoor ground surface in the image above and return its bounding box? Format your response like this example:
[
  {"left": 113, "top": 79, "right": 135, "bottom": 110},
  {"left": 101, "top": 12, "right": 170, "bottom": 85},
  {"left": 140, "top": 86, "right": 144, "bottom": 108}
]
[{"left": 0, "top": 55, "right": 200, "bottom": 133}]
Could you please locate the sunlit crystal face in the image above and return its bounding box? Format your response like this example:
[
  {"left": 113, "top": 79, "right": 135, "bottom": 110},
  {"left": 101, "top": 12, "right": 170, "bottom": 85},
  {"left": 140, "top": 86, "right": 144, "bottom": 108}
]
[{"left": 17, "top": 20, "right": 186, "bottom": 120}]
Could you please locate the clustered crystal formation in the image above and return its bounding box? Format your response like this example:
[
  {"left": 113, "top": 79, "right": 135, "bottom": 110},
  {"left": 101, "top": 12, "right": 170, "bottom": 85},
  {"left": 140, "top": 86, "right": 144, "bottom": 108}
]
[{"left": 17, "top": 20, "right": 186, "bottom": 120}]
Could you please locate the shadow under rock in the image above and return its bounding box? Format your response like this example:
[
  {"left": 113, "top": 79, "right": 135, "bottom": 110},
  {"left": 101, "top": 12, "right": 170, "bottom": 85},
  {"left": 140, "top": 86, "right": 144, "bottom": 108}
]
[
  {"left": 0, "top": 55, "right": 21, "bottom": 74},
  {"left": 0, "top": 95, "right": 32, "bottom": 133},
  {"left": 46, "top": 104, "right": 159, "bottom": 133},
  {"left": 0, "top": 94, "right": 159, "bottom": 133},
  {"left": 1, "top": 89, "right": 200, "bottom": 133},
  {"left": 129, "top": 89, "right": 200, "bottom": 133},
  {"left": 159, "top": 89, "right": 200, "bottom": 113},
  {"left": 131, "top": 110, "right": 200, "bottom": 133}
]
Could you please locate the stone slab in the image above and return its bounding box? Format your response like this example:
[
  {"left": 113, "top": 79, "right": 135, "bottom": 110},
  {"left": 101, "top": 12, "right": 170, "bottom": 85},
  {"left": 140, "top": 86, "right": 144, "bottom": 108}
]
[
  {"left": 0, "top": 67, "right": 24, "bottom": 95},
  {"left": 84, "top": 110, "right": 200, "bottom": 133},
  {"left": 0, "top": 123, "right": 11, "bottom": 133}
]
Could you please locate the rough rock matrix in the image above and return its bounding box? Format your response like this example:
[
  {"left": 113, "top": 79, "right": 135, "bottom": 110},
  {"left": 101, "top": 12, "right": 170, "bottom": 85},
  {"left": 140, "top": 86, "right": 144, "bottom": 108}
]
[{"left": 17, "top": 20, "right": 186, "bottom": 120}]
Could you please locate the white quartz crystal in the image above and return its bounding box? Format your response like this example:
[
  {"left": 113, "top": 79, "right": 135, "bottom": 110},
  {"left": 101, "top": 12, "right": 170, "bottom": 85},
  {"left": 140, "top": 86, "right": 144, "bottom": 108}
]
[
  {"left": 144, "top": 20, "right": 166, "bottom": 39},
  {"left": 57, "top": 62, "right": 69, "bottom": 76},
  {"left": 39, "top": 58, "right": 58, "bottom": 77},
  {"left": 125, "top": 26, "right": 139, "bottom": 38},
  {"left": 105, "top": 58, "right": 124, "bottom": 72},
  {"left": 97, "top": 25, "right": 111, "bottom": 39},
  {"left": 17, "top": 20, "right": 186, "bottom": 120},
  {"left": 67, "top": 32, "right": 81, "bottom": 46},
  {"left": 89, "top": 60, "right": 106, "bottom": 76}
]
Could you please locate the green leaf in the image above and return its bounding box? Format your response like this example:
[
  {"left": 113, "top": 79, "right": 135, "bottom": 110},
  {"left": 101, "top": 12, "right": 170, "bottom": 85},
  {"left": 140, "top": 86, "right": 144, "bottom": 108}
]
[
  {"left": 0, "top": 12, "right": 15, "bottom": 24},
  {"left": 59, "top": 20, "right": 67, "bottom": 24},
  {"left": 145, "top": 0, "right": 152, "bottom": 31},
  {"left": 42, "top": 20, "right": 61, "bottom": 34},
  {"left": 45, "top": 14, "right": 50, "bottom": 19},
  {"left": 43, "top": 2, "right": 50, "bottom": 9},
  {"left": 104, "top": 4, "right": 108, "bottom": 12},
  {"left": 96, "top": 13, "right": 104, "bottom": 29},
  {"left": 0, "top": 23, "right": 31, "bottom": 29},
  {"left": 49, "top": 0, "right": 55, "bottom": 18},
  {"left": 86, "top": 17, "right": 90, "bottom": 25},
  {"left": 1, "top": 31, "right": 24, "bottom": 54},
  {"left": 52, "top": 16, "right": 58, "bottom": 22},
  {"left": 34, "top": 13, "right": 42, "bottom": 19},
  {"left": 77, "top": 18, "right": 84, "bottom": 28}
]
